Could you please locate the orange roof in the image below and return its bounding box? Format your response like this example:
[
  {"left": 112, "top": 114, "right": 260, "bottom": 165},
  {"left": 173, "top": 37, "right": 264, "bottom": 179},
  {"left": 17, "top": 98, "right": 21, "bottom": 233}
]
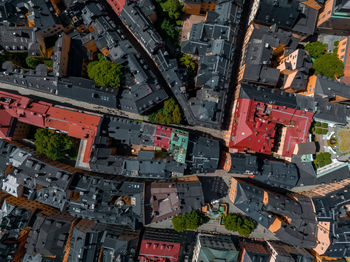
[{"left": 45, "top": 107, "right": 101, "bottom": 163}]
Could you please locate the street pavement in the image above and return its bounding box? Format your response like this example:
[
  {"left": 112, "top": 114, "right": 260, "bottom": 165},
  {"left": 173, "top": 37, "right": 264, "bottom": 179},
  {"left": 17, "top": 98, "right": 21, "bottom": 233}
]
[
  {"left": 0, "top": 82, "right": 147, "bottom": 121},
  {"left": 0, "top": 82, "right": 281, "bottom": 240},
  {"left": 0, "top": 82, "right": 229, "bottom": 141}
]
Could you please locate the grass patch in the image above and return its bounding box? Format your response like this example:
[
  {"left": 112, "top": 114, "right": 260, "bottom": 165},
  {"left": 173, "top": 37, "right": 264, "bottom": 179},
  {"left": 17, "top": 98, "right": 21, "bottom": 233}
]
[
  {"left": 337, "top": 128, "right": 350, "bottom": 153},
  {"left": 314, "top": 152, "right": 332, "bottom": 169}
]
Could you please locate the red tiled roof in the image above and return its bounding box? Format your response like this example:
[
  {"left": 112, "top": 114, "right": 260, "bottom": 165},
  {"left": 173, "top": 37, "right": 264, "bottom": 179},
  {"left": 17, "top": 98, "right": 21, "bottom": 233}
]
[
  {"left": 45, "top": 107, "right": 101, "bottom": 163},
  {"left": 138, "top": 240, "right": 181, "bottom": 262},
  {"left": 107, "top": 0, "right": 126, "bottom": 15},
  {"left": 229, "top": 98, "right": 313, "bottom": 157},
  {"left": 0, "top": 91, "right": 51, "bottom": 128},
  {"left": 0, "top": 90, "right": 102, "bottom": 164},
  {"left": 0, "top": 110, "right": 13, "bottom": 139},
  {"left": 154, "top": 125, "right": 172, "bottom": 150}
]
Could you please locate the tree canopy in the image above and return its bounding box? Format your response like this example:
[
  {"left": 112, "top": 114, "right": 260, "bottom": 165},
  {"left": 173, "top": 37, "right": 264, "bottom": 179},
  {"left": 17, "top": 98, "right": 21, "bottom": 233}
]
[
  {"left": 172, "top": 211, "right": 204, "bottom": 232},
  {"left": 26, "top": 56, "right": 53, "bottom": 69},
  {"left": 222, "top": 214, "right": 255, "bottom": 237},
  {"left": 161, "top": 19, "right": 179, "bottom": 41},
  {"left": 180, "top": 54, "right": 196, "bottom": 71},
  {"left": 34, "top": 128, "right": 75, "bottom": 161},
  {"left": 313, "top": 53, "right": 344, "bottom": 79},
  {"left": 26, "top": 56, "right": 39, "bottom": 68},
  {"left": 160, "top": 0, "right": 183, "bottom": 20},
  {"left": 148, "top": 98, "right": 182, "bottom": 125},
  {"left": 87, "top": 54, "right": 123, "bottom": 89},
  {"left": 305, "top": 41, "right": 328, "bottom": 59}
]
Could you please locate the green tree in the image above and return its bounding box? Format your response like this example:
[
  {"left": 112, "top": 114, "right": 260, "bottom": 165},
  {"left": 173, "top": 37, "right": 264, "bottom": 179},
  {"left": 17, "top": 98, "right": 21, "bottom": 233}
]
[
  {"left": 26, "top": 56, "right": 40, "bottom": 69},
  {"left": 34, "top": 128, "right": 75, "bottom": 161},
  {"left": 160, "top": 0, "right": 183, "bottom": 20},
  {"left": 172, "top": 214, "right": 186, "bottom": 232},
  {"left": 223, "top": 214, "right": 238, "bottom": 232},
  {"left": 172, "top": 211, "right": 204, "bottom": 232},
  {"left": 148, "top": 98, "right": 182, "bottom": 125},
  {"left": 223, "top": 214, "right": 255, "bottom": 237},
  {"left": 44, "top": 59, "right": 53, "bottom": 68},
  {"left": 161, "top": 19, "right": 178, "bottom": 41},
  {"left": 305, "top": 41, "right": 328, "bottom": 59},
  {"left": 184, "top": 210, "right": 203, "bottom": 230},
  {"left": 313, "top": 53, "right": 344, "bottom": 79},
  {"left": 87, "top": 54, "right": 123, "bottom": 89},
  {"left": 180, "top": 54, "right": 196, "bottom": 71}
]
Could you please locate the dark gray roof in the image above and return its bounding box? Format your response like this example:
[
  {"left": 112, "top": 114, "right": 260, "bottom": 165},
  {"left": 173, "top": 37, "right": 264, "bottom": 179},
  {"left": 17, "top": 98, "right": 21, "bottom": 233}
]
[
  {"left": 205, "top": 0, "right": 242, "bottom": 26},
  {"left": 120, "top": 2, "right": 163, "bottom": 54},
  {"left": 57, "top": 77, "right": 118, "bottom": 108},
  {"left": 0, "top": 140, "right": 18, "bottom": 175},
  {"left": 0, "top": 24, "right": 40, "bottom": 55},
  {"left": 312, "top": 183, "right": 350, "bottom": 257},
  {"left": 243, "top": 65, "right": 280, "bottom": 87},
  {"left": 239, "top": 83, "right": 312, "bottom": 110},
  {"left": 254, "top": 159, "right": 299, "bottom": 189},
  {"left": 199, "top": 234, "right": 238, "bottom": 250},
  {"left": 228, "top": 153, "right": 259, "bottom": 174},
  {"left": 68, "top": 174, "right": 144, "bottom": 229},
  {"left": 0, "top": 205, "right": 31, "bottom": 242},
  {"left": 26, "top": 214, "right": 74, "bottom": 260},
  {"left": 291, "top": 5, "right": 319, "bottom": 35},
  {"left": 186, "top": 137, "right": 220, "bottom": 173},
  {"left": 107, "top": 117, "right": 155, "bottom": 146},
  {"left": 314, "top": 95, "right": 349, "bottom": 125},
  {"left": 233, "top": 180, "right": 318, "bottom": 248},
  {"left": 176, "top": 180, "right": 205, "bottom": 213},
  {"left": 15, "top": 157, "right": 73, "bottom": 191},
  {"left": 69, "top": 222, "right": 140, "bottom": 262},
  {"left": 295, "top": 142, "right": 316, "bottom": 155},
  {"left": 254, "top": 0, "right": 317, "bottom": 35},
  {"left": 292, "top": 155, "right": 317, "bottom": 187},
  {"left": 315, "top": 74, "right": 350, "bottom": 102},
  {"left": 31, "top": 0, "right": 61, "bottom": 31}
]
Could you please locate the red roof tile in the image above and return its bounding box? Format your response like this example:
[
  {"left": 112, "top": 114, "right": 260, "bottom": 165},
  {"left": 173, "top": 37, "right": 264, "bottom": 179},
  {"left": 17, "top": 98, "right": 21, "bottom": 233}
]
[
  {"left": 229, "top": 98, "right": 313, "bottom": 157},
  {"left": 107, "top": 0, "right": 126, "bottom": 15},
  {"left": 0, "top": 91, "right": 51, "bottom": 128},
  {"left": 154, "top": 125, "right": 172, "bottom": 150},
  {"left": 0, "top": 110, "right": 13, "bottom": 139},
  {"left": 138, "top": 240, "right": 181, "bottom": 262},
  {"left": 0, "top": 90, "right": 102, "bottom": 164},
  {"left": 45, "top": 107, "right": 101, "bottom": 163}
]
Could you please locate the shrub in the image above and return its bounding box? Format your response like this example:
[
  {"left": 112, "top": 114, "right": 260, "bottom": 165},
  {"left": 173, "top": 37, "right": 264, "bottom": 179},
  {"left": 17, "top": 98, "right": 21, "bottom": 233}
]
[
  {"left": 314, "top": 152, "right": 332, "bottom": 168},
  {"left": 26, "top": 56, "right": 40, "bottom": 69}
]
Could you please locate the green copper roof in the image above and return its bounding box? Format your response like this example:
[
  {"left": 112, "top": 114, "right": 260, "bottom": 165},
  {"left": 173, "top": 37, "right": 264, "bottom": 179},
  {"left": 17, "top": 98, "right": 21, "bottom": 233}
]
[
  {"left": 168, "top": 128, "right": 189, "bottom": 164},
  {"left": 198, "top": 247, "right": 239, "bottom": 262}
]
